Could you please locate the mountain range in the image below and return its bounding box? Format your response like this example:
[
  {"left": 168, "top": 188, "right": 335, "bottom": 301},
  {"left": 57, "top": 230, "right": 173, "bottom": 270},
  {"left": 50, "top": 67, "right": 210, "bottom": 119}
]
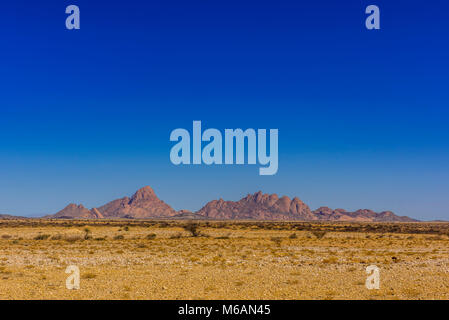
[{"left": 43, "top": 186, "right": 417, "bottom": 222}]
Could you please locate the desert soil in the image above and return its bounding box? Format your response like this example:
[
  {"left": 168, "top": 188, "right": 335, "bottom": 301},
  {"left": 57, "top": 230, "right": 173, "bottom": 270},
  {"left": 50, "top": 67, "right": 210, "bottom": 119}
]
[{"left": 0, "top": 220, "right": 448, "bottom": 299}]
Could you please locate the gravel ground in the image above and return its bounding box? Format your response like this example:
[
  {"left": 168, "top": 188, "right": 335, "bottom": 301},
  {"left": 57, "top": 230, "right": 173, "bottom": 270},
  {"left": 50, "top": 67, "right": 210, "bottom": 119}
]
[{"left": 0, "top": 221, "right": 448, "bottom": 299}]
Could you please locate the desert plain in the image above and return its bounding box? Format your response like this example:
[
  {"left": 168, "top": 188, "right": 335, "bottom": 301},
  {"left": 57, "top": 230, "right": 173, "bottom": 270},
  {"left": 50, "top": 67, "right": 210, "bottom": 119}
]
[{"left": 0, "top": 219, "right": 448, "bottom": 300}]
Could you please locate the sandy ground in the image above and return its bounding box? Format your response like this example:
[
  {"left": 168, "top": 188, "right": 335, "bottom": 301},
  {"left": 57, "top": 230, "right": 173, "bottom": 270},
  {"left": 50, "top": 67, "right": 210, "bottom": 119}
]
[{"left": 0, "top": 220, "right": 448, "bottom": 299}]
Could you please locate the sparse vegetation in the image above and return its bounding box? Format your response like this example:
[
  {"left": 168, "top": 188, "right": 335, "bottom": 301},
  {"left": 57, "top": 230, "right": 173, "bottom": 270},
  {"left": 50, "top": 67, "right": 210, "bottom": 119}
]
[
  {"left": 311, "top": 230, "right": 327, "bottom": 239},
  {"left": 33, "top": 234, "right": 50, "bottom": 240},
  {"left": 270, "top": 237, "right": 283, "bottom": 246},
  {"left": 183, "top": 222, "right": 201, "bottom": 237},
  {"left": 83, "top": 228, "right": 91, "bottom": 240},
  {"left": 215, "top": 233, "right": 230, "bottom": 239},
  {"left": 0, "top": 219, "right": 448, "bottom": 299},
  {"left": 82, "top": 272, "right": 97, "bottom": 279}
]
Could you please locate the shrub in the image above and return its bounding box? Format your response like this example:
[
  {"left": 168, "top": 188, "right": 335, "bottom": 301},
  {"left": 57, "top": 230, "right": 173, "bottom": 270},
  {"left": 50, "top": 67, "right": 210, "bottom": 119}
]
[
  {"left": 270, "top": 237, "right": 283, "bottom": 246},
  {"left": 83, "top": 228, "right": 91, "bottom": 240},
  {"left": 215, "top": 234, "right": 230, "bottom": 239},
  {"left": 34, "top": 234, "right": 50, "bottom": 240},
  {"left": 183, "top": 222, "right": 201, "bottom": 237},
  {"left": 311, "top": 230, "right": 327, "bottom": 239}
]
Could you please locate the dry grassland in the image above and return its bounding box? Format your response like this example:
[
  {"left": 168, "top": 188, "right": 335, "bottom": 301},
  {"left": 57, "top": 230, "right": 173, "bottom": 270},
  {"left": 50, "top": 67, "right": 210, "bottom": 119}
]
[{"left": 0, "top": 220, "right": 448, "bottom": 299}]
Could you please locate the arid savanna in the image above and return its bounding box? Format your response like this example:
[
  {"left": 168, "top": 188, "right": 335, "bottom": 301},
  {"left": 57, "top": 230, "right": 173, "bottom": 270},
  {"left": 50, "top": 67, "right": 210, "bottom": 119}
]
[{"left": 0, "top": 219, "right": 448, "bottom": 300}]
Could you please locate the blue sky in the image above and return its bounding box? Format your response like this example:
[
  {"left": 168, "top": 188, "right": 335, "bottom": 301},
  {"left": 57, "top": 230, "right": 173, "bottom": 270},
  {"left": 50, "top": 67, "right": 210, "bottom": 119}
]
[{"left": 1, "top": 0, "right": 448, "bottom": 219}]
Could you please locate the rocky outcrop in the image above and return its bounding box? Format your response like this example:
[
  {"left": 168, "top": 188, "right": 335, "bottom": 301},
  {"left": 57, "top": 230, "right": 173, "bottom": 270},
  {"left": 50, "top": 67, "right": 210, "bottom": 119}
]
[
  {"left": 196, "top": 191, "right": 315, "bottom": 220},
  {"left": 311, "top": 207, "right": 417, "bottom": 222},
  {"left": 97, "top": 186, "right": 176, "bottom": 218},
  {"left": 47, "top": 187, "right": 418, "bottom": 221},
  {"left": 196, "top": 193, "right": 418, "bottom": 221},
  {"left": 90, "top": 208, "right": 104, "bottom": 219},
  {"left": 48, "top": 186, "right": 176, "bottom": 219},
  {"left": 51, "top": 204, "right": 98, "bottom": 219}
]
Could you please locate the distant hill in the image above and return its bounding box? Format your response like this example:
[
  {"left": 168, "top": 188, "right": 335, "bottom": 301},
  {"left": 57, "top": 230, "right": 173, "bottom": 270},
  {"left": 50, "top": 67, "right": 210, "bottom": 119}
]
[
  {"left": 45, "top": 186, "right": 419, "bottom": 222},
  {"left": 96, "top": 186, "right": 177, "bottom": 218},
  {"left": 0, "top": 214, "right": 28, "bottom": 220},
  {"left": 312, "top": 206, "right": 417, "bottom": 222},
  {"left": 47, "top": 186, "right": 176, "bottom": 219},
  {"left": 49, "top": 204, "right": 104, "bottom": 219},
  {"left": 196, "top": 191, "right": 315, "bottom": 220},
  {"left": 197, "top": 192, "right": 418, "bottom": 222}
]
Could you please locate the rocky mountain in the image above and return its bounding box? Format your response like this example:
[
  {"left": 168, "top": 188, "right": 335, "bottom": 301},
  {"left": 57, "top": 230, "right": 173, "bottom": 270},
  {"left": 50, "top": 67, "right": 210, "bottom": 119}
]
[
  {"left": 48, "top": 187, "right": 418, "bottom": 221},
  {"left": 312, "top": 207, "right": 417, "bottom": 222},
  {"left": 195, "top": 192, "right": 418, "bottom": 222},
  {"left": 50, "top": 204, "right": 100, "bottom": 219},
  {"left": 48, "top": 186, "right": 176, "bottom": 219},
  {"left": 0, "top": 214, "right": 28, "bottom": 219},
  {"left": 97, "top": 186, "right": 176, "bottom": 218},
  {"left": 196, "top": 191, "right": 315, "bottom": 220}
]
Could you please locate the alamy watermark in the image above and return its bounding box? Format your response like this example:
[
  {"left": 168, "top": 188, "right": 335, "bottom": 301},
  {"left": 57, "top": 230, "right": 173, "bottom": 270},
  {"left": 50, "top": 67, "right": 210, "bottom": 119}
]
[
  {"left": 65, "top": 5, "right": 80, "bottom": 30},
  {"left": 65, "top": 265, "right": 80, "bottom": 290},
  {"left": 169, "top": 121, "right": 278, "bottom": 175},
  {"left": 365, "top": 265, "right": 380, "bottom": 290},
  {"left": 64, "top": 4, "right": 379, "bottom": 31},
  {"left": 365, "top": 5, "right": 380, "bottom": 30}
]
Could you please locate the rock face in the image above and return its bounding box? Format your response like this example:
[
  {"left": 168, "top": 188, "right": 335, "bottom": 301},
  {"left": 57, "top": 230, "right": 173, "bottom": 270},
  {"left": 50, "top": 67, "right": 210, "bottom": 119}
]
[
  {"left": 51, "top": 204, "right": 98, "bottom": 219},
  {"left": 90, "top": 208, "right": 104, "bottom": 219},
  {"left": 196, "top": 192, "right": 418, "bottom": 222},
  {"left": 48, "top": 187, "right": 418, "bottom": 221},
  {"left": 49, "top": 186, "right": 176, "bottom": 219},
  {"left": 97, "top": 186, "right": 176, "bottom": 218},
  {"left": 196, "top": 191, "right": 315, "bottom": 220}
]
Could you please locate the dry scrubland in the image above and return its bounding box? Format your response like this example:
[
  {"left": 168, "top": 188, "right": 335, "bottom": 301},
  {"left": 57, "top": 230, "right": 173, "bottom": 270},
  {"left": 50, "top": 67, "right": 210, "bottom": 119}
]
[{"left": 0, "top": 219, "right": 448, "bottom": 300}]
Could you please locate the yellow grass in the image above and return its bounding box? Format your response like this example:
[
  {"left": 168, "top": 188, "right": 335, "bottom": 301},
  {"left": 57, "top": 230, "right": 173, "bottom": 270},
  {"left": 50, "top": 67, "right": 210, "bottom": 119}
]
[{"left": 0, "top": 219, "right": 448, "bottom": 299}]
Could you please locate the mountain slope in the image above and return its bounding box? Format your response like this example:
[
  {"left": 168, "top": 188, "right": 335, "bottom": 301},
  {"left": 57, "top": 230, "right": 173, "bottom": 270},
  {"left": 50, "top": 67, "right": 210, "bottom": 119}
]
[
  {"left": 196, "top": 191, "right": 315, "bottom": 220},
  {"left": 47, "top": 187, "right": 418, "bottom": 221},
  {"left": 195, "top": 192, "right": 418, "bottom": 222},
  {"left": 50, "top": 204, "right": 99, "bottom": 219},
  {"left": 97, "top": 186, "right": 176, "bottom": 218}
]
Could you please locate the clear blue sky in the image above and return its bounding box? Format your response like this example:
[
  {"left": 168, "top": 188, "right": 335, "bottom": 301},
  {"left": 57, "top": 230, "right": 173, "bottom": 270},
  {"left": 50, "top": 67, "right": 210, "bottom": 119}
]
[{"left": 1, "top": 0, "right": 448, "bottom": 220}]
